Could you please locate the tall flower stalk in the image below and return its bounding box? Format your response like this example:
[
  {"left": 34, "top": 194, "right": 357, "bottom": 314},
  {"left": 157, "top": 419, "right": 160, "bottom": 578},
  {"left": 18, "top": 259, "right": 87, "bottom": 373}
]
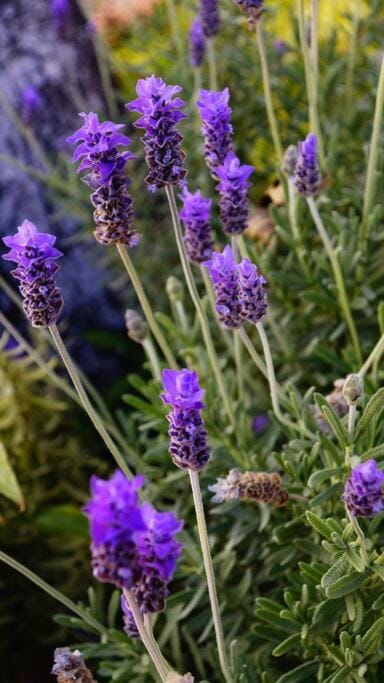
[{"left": 255, "top": 22, "right": 283, "bottom": 163}]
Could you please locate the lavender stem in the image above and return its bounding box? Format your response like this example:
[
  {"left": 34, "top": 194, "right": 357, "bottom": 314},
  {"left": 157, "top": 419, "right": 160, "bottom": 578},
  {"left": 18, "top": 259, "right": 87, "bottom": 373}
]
[
  {"left": 231, "top": 237, "right": 244, "bottom": 401},
  {"left": 49, "top": 324, "right": 132, "bottom": 478},
  {"left": 123, "top": 590, "right": 171, "bottom": 681},
  {"left": 307, "top": 197, "right": 362, "bottom": 364},
  {"left": 165, "top": 185, "right": 236, "bottom": 429},
  {"left": 255, "top": 23, "right": 282, "bottom": 162},
  {"left": 116, "top": 244, "right": 178, "bottom": 369},
  {"left": 206, "top": 37, "right": 218, "bottom": 89},
  {"left": 188, "top": 470, "right": 233, "bottom": 683},
  {"left": 358, "top": 333, "right": 384, "bottom": 379},
  {"left": 143, "top": 337, "right": 162, "bottom": 381}
]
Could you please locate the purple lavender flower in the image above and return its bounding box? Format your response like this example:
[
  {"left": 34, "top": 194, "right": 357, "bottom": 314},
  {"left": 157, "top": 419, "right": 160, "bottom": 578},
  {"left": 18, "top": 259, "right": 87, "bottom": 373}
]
[
  {"left": 84, "top": 471, "right": 183, "bottom": 632},
  {"left": 199, "top": 0, "right": 220, "bottom": 38},
  {"left": 233, "top": 0, "right": 264, "bottom": 24},
  {"left": 161, "top": 369, "right": 210, "bottom": 471},
  {"left": 67, "top": 112, "right": 140, "bottom": 247},
  {"left": 216, "top": 152, "right": 254, "bottom": 236},
  {"left": 2, "top": 220, "right": 63, "bottom": 327},
  {"left": 179, "top": 187, "right": 214, "bottom": 264},
  {"left": 189, "top": 19, "right": 206, "bottom": 68},
  {"left": 50, "top": 0, "right": 70, "bottom": 31},
  {"left": 197, "top": 88, "right": 233, "bottom": 175},
  {"left": 126, "top": 76, "right": 187, "bottom": 192},
  {"left": 203, "top": 245, "right": 242, "bottom": 329},
  {"left": 343, "top": 460, "right": 384, "bottom": 518},
  {"left": 21, "top": 85, "right": 41, "bottom": 125},
  {"left": 252, "top": 414, "right": 269, "bottom": 433},
  {"left": 294, "top": 133, "right": 321, "bottom": 197},
  {"left": 238, "top": 257, "right": 268, "bottom": 323}
]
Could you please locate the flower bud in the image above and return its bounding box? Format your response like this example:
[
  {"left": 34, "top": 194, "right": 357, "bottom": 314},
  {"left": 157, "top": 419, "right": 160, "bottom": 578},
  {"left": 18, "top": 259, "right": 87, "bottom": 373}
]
[
  {"left": 281, "top": 144, "right": 298, "bottom": 176},
  {"left": 125, "top": 309, "right": 148, "bottom": 344},
  {"left": 166, "top": 276, "right": 184, "bottom": 303},
  {"left": 342, "top": 374, "right": 363, "bottom": 406}
]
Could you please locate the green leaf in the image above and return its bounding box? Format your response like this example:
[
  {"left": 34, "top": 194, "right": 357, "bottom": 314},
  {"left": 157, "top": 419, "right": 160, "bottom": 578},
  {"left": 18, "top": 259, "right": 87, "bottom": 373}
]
[
  {"left": 372, "top": 593, "right": 384, "bottom": 610},
  {"left": 272, "top": 633, "right": 301, "bottom": 657},
  {"left": 361, "top": 444, "right": 384, "bottom": 461},
  {"left": 327, "top": 666, "right": 350, "bottom": 683},
  {"left": 345, "top": 547, "right": 366, "bottom": 573},
  {"left": 276, "top": 661, "right": 319, "bottom": 682},
  {"left": 308, "top": 468, "right": 343, "bottom": 488},
  {"left": 321, "top": 556, "right": 349, "bottom": 590},
  {"left": 309, "top": 483, "right": 343, "bottom": 508},
  {"left": 33, "top": 505, "right": 88, "bottom": 538},
  {"left": 305, "top": 511, "right": 333, "bottom": 540},
  {"left": 311, "top": 599, "right": 344, "bottom": 630},
  {"left": 313, "top": 393, "right": 346, "bottom": 446},
  {"left": 325, "top": 570, "right": 369, "bottom": 599},
  {"left": 377, "top": 302, "right": 384, "bottom": 336},
  {"left": 362, "top": 617, "right": 384, "bottom": 655},
  {"left": 354, "top": 388, "right": 384, "bottom": 440},
  {"left": 0, "top": 441, "right": 24, "bottom": 509}
]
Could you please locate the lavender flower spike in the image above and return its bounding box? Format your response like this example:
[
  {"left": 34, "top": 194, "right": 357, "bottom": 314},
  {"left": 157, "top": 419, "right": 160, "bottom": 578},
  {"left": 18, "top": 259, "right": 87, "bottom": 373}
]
[
  {"left": 199, "top": 0, "right": 220, "bottom": 38},
  {"left": 2, "top": 220, "right": 63, "bottom": 327},
  {"left": 161, "top": 369, "right": 210, "bottom": 471},
  {"left": 197, "top": 88, "right": 233, "bottom": 175},
  {"left": 126, "top": 76, "right": 187, "bottom": 192},
  {"left": 344, "top": 460, "right": 384, "bottom": 518},
  {"left": 179, "top": 187, "right": 214, "bottom": 264},
  {"left": 233, "top": 0, "right": 264, "bottom": 25},
  {"left": 238, "top": 257, "right": 268, "bottom": 323},
  {"left": 294, "top": 133, "right": 321, "bottom": 197},
  {"left": 203, "top": 245, "right": 242, "bottom": 328},
  {"left": 189, "top": 19, "right": 206, "bottom": 68},
  {"left": 216, "top": 152, "right": 254, "bottom": 236},
  {"left": 52, "top": 647, "right": 95, "bottom": 683},
  {"left": 67, "top": 112, "right": 140, "bottom": 247}
]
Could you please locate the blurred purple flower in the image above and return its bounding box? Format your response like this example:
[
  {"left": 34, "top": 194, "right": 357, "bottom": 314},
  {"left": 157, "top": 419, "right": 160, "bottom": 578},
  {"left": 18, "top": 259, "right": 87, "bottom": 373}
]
[
  {"left": 21, "top": 85, "right": 41, "bottom": 124},
  {"left": 126, "top": 76, "right": 187, "bottom": 192},
  {"left": 2, "top": 220, "right": 63, "bottom": 327},
  {"left": 197, "top": 88, "right": 233, "bottom": 175},
  {"left": 216, "top": 152, "right": 254, "bottom": 236},
  {"left": 252, "top": 414, "right": 269, "bottom": 433},
  {"left": 50, "top": 0, "right": 70, "bottom": 30},
  {"left": 189, "top": 19, "right": 206, "bottom": 68},
  {"left": 344, "top": 460, "right": 384, "bottom": 518},
  {"left": 233, "top": 0, "right": 264, "bottom": 24},
  {"left": 179, "top": 187, "right": 214, "bottom": 264},
  {"left": 199, "top": 0, "right": 220, "bottom": 37}
]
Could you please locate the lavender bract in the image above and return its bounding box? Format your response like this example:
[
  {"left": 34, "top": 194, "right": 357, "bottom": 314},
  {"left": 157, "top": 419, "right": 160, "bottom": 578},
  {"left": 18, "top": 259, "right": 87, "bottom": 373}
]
[
  {"left": 197, "top": 88, "right": 233, "bottom": 175},
  {"left": 161, "top": 369, "right": 210, "bottom": 471},
  {"left": 343, "top": 460, "right": 384, "bottom": 518},
  {"left": 199, "top": 0, "right": 220, "bottom": 38},
  {"left": 2, "top": 220, "right": 63, "bottom": 327},
  {"left": 294, "top": 133, "right": 321, "bottom": 197},
  {"left": 126, "top": 76, "right": 187, "bottom": 192},
  {"left": 67, "top": 112, "right": 140, "bottom": 247},
  {"left": 238, "top": 257, "right": 268, "bottom": 323},
  {"left": 216, "top": 152, "right": 254, "bottom": 236},
  {"left": 189, "top": 19, "right": 206, "bottom": 68},
  {"left": 233, "top": 0, "right": 264, "bottom": 24},
  {"left": 179, "top": 187, "right": 214, "bottom": 264},
  {"left": 84, "top": 471, "right": 183, "bottom": 633},
  {"left": 203, "top": 245, "right": 242, "bottom": 328}
]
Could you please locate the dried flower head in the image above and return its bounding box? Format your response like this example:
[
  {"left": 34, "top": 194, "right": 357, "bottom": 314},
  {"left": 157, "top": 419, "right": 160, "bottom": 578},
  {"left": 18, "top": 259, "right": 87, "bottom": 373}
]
[
  {"left": 161, "top": 369, "right": 210, "bottom": 471},
  {"left": 189, "top": 19, "right": 205, "bottom": 68},
  {"left": 197, "top": 88, "right": 233, "bottom": 175},
  {"left": 294, "top": 133, "right": 321, "bottom": 197},
  {"left": 179, "top": 187, "right": 214, "bottom": 264},
  {"left": 342, "top": 373, "right": 363, "bottom": 406},
  {"left": 344, "top": 460, "right": 384, "bottom": 517},
  {"left": 209, "top": 469, "right": 288, "bottom": 506},
  {"left": 125, "top": 309, "right": 148, "bottom": 344},
  {"left": 2, "top": 220, "right": 63, "bottom": 327},
  {"left": 281, "top": 144, "right": 298, "bottom": 177},
  {"left": 166, "top": 276, "right": 184, "bottom": 302},
  {"left": 126, "top": 76, "right": 187, "bottom": 191},
  {"left": 199, "top": 0, "right": 220, "bottom": 38},
  {"left": 203, "top": 245, "right": 242, "bottom": 329},
  {"left": 216, "top": 152, "right": 254, "bottom": 236},
  {"left": 51, "top": 647, "right": 96, "bottom": 683}
]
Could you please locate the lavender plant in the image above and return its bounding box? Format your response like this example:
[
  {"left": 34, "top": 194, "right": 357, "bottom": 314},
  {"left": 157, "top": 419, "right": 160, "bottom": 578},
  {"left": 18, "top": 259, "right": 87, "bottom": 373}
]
[{"left": 3, "top": 1, "right": 384, "bottom": 682}]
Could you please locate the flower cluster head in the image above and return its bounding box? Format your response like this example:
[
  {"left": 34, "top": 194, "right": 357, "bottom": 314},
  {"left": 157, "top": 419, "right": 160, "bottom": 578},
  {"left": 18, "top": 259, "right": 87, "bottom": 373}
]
[
  {"left": 179, "top": 187, "right": 214, "bottom": 264},
  {"left": 344, "top": 460, "right": 384, "bottom": 518},
  {"left": 126, "top": 76, "right": 187, "bottom": 192},
  {"left": 67, "top": 112, "right": 140, "bottom": 248},
  {"left": 216, "top": 152, "right": 254, "bottom": 236},
  {"left": 83, "top": 471, "right": 183, "bottom": 633},
  {"left": 52, "top": 647, "right": 95, "bottom": 683},
  {"left": 2, "top": 220, "right": 63, "bottom": 327},
  {"left": 199, "top": 0, "right": 220, "bottom": 38},
  {"left": 204, "top": 245, "right": 268, "bottom": 328},
  {"left": 233, "top": 0, "right": 264, "bottom": 25},
  {"left": 197, "top": 88, "right": 233, "bottom": 175},
  {"left": 294, "top": 133, "right": 321, "bottom": 197},
  {"left": 209, "top": 469, "right": 288, "bottom": 506},
  {"left": 161, "top": 369, "right": 210, "bottom": 471},
  {"left": 189, "top": 19, "right": 205, "bottom": 68}
]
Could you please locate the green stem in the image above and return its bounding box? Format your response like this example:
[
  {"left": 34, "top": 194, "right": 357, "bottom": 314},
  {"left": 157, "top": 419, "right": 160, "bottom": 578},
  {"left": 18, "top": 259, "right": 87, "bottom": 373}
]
[
  {"left": 201, "top": 266, "right": 233, "bottom": 355},
  {"left": 359, "top": 51, "right": 384, "bottom": 247},
  {"left": 345, "top": 0, "right": 361, "bottom": 113},
  {"left": 188, "top": 471, "right": 233, "bottom": 683},
  {"left": 123, "top": 589, "right": 171, "bottom": 681},
  {"left": 49, "top": 324, "right": 132, "bottom": 478},
  {"left": 255, "top": 23, "right": 283, "bottom": 162},
  {"left": 0, "top": 551, "right": 107, "bottom": 635},
  {"left": 347, "top": 510, "right": 370, "bottom": 567},
  {"left": 116, "top": 244, "right": 177, "bottom": 369},
  {"left": 307, "top": 197, "right": 362, "bottom": 365},
  {"left": 358, "top": 333, "right": 384, "bottom": 378},
  {"left": 310, "top": 0, "right": 319, "bottom": 94},
  {"left": 143, "top": 337, "right": 162, "bottom": 381},
  {"left": 238, "top": 327, "right": 269, "bottom": 383},
  {"left": 297, "top": 0, "right": 325, "bottom": 165},
  {"left": 165, "top": 185, "right": 236, "bottom": 429},
  {"left": 206, "top": 38, "right": 218, "bottom": 90},
  {"left": 287, "top": 177, "right": 311, "bottom": 280},
  {"left": 165, "top": 0, "right": 183, "bottom": 61}
]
